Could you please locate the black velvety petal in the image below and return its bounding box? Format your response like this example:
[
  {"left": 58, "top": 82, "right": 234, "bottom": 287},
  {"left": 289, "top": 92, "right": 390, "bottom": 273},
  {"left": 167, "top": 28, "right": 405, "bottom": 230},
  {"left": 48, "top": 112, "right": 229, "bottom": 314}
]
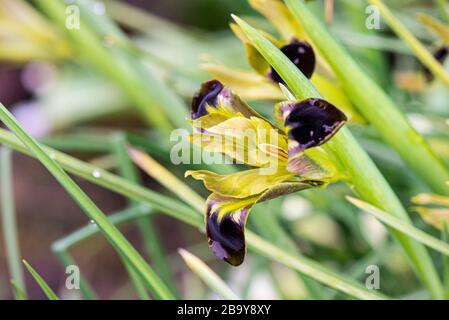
[
  {"left": 424, "top": 46, "right": 449, "bottom": 82},
  {"left": 191, "top": 80, "right": 224, "bottom": 119},
  {"left": 268, "top": 40, "right": 316, "bottom": 84},
  {"left": 206, "top": 207, "right": 248, "bottom": 266},
  {"left": 285, "top": 98, "right": 347, "bottom": 152}
]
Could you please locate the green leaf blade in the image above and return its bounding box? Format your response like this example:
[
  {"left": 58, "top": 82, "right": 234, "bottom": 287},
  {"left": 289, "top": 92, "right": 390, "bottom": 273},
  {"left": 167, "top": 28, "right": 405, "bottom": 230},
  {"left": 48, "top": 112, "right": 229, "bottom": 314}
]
[{"left": 23, "top": 260, "right": 59, "bottom": 300}]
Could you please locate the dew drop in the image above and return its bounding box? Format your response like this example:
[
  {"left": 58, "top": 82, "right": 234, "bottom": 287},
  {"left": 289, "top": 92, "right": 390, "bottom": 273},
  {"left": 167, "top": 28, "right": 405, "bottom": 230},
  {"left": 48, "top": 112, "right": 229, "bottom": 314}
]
[{"left": 92, "top": 170, "right": 101, "bottom": 178}]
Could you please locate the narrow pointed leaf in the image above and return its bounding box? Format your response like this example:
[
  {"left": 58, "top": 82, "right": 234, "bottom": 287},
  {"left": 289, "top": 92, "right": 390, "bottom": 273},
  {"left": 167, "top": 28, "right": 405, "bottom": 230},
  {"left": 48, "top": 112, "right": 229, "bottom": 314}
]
[
  {"left": 23, "top": 260, "right": 58, "bottom": 300},
  {"left": 348, "top": 197, "right": 449, "bottom": 257}
]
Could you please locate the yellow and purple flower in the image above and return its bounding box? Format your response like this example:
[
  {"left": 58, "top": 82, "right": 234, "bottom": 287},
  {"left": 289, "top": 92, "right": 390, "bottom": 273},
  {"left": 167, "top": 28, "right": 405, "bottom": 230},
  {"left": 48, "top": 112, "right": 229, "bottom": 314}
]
[{"left": 186, "top": 80, "right": 347, "bottom": 266}]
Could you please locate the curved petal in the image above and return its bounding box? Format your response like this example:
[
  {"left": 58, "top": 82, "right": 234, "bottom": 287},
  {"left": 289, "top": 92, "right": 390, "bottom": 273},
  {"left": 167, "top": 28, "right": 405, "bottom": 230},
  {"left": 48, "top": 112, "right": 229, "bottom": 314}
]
[
  {"left": 186, "top": 168, "right": 294, "bottom": 198},
  {"left": 191, "top": 80, "right": 263, "bottom": 122},
  {"left": 190, "top": 115, "right": 288, "bottom": 167},
  {"left": 268, "top": 40, "right": 316, "bottom": 83},
  {"left": 202, "top": 64, "right": 284, "bottom": 101},
  {"left": 275, "top": 98, "right": 347, "bottom": 156},
  {"left": 205, "top": 179, "right": 323, "bottom": 266}
]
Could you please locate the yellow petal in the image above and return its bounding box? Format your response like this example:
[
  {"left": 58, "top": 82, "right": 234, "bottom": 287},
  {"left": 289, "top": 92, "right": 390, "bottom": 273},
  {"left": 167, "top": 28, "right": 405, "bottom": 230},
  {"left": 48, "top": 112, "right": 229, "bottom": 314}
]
[
  {"left": 202, "top": 64, "right": 284, "bottom": 101},
  {"left": 186, "top": 168, "right": 294, "bottom": 198},
  {"left": 204, "top": 179, "right": 324, "bottom": 266},
  {"left": 191, "top": 115, "right": 288, "bottom": 167},
  {"left": 414, "top": 207, "right": 449, "bottom": 230}
]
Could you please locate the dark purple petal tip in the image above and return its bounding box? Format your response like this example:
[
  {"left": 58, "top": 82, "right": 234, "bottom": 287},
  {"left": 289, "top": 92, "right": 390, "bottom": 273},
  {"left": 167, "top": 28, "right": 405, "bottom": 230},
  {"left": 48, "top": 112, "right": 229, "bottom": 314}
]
[
  {"left": 268, "top": 40, "right": 316, "bottom": 84},
  {"left": 206, "top": 208, "right": 248, "bottom": 266},
  {"left": 424, "top": 46, "right": 449, "bottom": 82},
  {"left": 191, "top": 80, "right": 224, "bottom": 120},
  {"left": 285, "top": 98, "right": 347, "bottom": 152}
]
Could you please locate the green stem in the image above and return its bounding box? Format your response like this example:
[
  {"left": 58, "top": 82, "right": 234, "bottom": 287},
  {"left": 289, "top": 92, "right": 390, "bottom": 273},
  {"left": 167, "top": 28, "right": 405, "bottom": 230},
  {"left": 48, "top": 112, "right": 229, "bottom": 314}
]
[
  {"left": 0, "top": 103, "right": 174, "bottom": 300},
  {"left": 0, "top": 147, "right": 27, "bottom": 299},
  {"left": 23, "top": 260, "right": 59, "bottom": 300},
  {"left": 111, "top": 133, "right": 177, "bottom": 295},
  {"left": 285, "top": 0, "right": 449, "bottom": 196},
  {"left": 370, "top": 0, "right": 449, "bottom": 86},
  {"left": 232, "top": 13, "right": 444, "bottom": 299}
]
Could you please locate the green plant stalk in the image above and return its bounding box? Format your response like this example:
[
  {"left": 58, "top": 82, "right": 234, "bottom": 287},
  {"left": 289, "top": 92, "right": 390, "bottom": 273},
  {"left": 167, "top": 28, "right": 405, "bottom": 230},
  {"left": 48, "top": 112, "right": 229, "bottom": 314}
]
[
  {"left": 53, "top": 206, "right": 153, "bottom": 300},
  {"left": 0, "top": 104, "right": 174, "bottom": 300},
  {"left": 285, "top": 0, "right": 449, "bottom": 196},
  {"left": 122, "top": 260, "right": 150, "bottom": 300},
  {"left": 23, "top": 260, "right": 59, "bottom": 300},
  {"left": 42, "top": 134, "right": 112, "bottom": 153},
  {"left": 52, "top": 206, "right": 153, "bottom": 252},
  {"left": 34, "top": 0, "right": 174, "bottom": 133},
  {"left": 0, "top": 147, "right": 27, "bottom": 300},
  {"left": 0, "top": 129, "right": 385, "bottom": 299},
  {"left": 179, "top": 249, "right": 240, "bottom": 300},
  {"left": 55, "top": 251, "right": 98, "bottom": 300},
  {"left": 348, "top": 197, "right": 449, "bottom": 256},
  {"left": 112, "top": 134, "right": 177, "bottom": 295},
  {"left": 370, "top": 0, "right": 449, "bottom": 86},
  {"left": 442, "top": 224, "right": 449, "bottom": 298},
  {"left": 232, "top": 14, "right": 444, "bottom": 299}
]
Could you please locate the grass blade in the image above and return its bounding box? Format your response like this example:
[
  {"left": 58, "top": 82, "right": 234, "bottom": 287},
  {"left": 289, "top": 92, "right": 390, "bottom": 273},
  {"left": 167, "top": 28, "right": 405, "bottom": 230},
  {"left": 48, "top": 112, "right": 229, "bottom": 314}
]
[
  {"left": 0, "top": 103, "right": 174, "bottom": 300},
  {"left": 0, "top": 147, "right": 26, "bottom": 299},
  {"left": 348, "top": 196, "right": 449, "bottom": 257},
  {"left": 232, "top": 14, "right": 444, "bottom": 299},
  {"left": 442, "top": 224, "right": 449, "bottom": 297},
  {"left": 178, "top": 249, "right": 240, "bottom": 300},
  {"left": 112, "top": 133, "right": 177, "bottom": 297},
  {"left": 22, "top": 260, "right": 59, "bottom": 300},
  {"left": 245, "top": 233, "right": 386, "bottom": 300},
  {"left": 128, "top": 147, "right": 206, "bottom": 208},
  {"left": 284, "top": 0, "right": 449, "bottom": 196},
  {"left": 370, "top": 0, "right": 449, "bottom": 86}
]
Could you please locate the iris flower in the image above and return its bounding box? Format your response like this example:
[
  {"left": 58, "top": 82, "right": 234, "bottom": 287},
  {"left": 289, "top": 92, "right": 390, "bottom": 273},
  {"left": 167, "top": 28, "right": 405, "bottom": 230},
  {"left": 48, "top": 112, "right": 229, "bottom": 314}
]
[{"left": 186, "top": 80, "right": 347, "bottom": 266}]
